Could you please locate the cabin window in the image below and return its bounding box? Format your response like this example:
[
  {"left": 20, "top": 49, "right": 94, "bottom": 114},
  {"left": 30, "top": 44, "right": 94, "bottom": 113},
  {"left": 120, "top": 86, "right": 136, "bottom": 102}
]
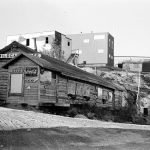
[
  {"left": 26, "top": 39, "right": 30, "bottom": 46},
  {"left": 108, "top": 92, "right": 113, "bottom": 102},
  {"left": 10, "top": 74, "right": 23, "bottom": 94},
  {"left": 98, "top": 88, "right": 103, "bottom": 99},
  {"left": 102, "top": 90, "right": 109, "bottom": 104},
  {"left": 40, "top": 71, "right": 52, "bottom": 82},
  {"left": 52, "top": 72, "right": 56, "bottom": 79}
]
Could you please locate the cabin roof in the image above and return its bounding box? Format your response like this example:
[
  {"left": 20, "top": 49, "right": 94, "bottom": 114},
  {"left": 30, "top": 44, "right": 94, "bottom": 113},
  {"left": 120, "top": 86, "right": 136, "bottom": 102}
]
[
  {"left": 3, "top": 53, "right": 122, "bottom": 91},
  {"left": 0, "top": 41, "right": 37, "bottom": 54}
]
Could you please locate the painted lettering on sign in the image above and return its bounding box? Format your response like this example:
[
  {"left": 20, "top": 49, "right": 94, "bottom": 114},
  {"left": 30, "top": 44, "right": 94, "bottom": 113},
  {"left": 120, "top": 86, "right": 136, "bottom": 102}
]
[
  {"left": 25, "top": 67, "right": 38, "bottom": 76},
  {"left": 12, "top": 67, "right": 23, "bottom": 73},
  {"left": 0, "top": 53, "right": 41, "bottom": 59},
  {"left": 0, "top": 53, "right": 18, "bottom": 58}
]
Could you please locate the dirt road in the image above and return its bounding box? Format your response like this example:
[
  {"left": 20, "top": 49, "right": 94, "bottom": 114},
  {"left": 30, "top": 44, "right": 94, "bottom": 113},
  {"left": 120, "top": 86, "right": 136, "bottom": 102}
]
[
  {"left": 1, "top": 127, "right": 150, "bottom": 150},
  {"left": 0, "top": 107, "right": 150, "bottom": 149},
  {"left": 0, "top": 107, "right": 150, "bottom": 131}
]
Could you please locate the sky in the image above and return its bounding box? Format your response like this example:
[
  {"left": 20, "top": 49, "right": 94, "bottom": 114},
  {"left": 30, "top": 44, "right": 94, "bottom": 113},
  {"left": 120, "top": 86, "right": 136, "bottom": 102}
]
[{"left": 0, "top": 0, "right": 150, "bottom": 56}]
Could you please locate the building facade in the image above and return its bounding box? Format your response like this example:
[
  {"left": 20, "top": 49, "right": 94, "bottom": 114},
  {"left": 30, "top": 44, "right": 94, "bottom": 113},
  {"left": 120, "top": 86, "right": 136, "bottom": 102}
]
[
  {"left": 67, "top": 32, "right": 114, "bottom": 68},
  {"left": 115, "top": 56, "right": 150, "bottom": 73},
  {"left": 7, "top": 31, "right": 72, "bottom": 61}
]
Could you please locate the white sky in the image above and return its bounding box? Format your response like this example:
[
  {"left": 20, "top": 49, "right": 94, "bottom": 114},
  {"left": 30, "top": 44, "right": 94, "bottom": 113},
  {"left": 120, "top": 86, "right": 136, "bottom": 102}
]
[{"left": 0, "top": 0, "right": 150, "bottom": 56}]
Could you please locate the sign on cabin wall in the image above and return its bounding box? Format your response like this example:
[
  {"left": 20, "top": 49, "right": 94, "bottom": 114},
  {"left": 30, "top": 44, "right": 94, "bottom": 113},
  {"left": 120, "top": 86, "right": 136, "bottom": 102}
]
[
  {"left": 0, "top": 53, "right": 18, "bottom": 59},
  {"left": 0, "top": 53, "right": 41, "bottom": 59},
  {"left": 25, "top": 77, "right": 38, "bottom": 83},
  {"left": 12, "top": 67, "right": 24, "bottom": 73},
  {"left": 25, "top": 67, "right": 38, "bottom": 77}
]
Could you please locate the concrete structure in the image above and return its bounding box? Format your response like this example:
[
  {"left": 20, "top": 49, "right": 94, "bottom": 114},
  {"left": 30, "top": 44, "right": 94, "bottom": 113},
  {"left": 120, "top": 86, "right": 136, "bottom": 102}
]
[
  {"left": 114, "top": 56, "right": 150, "bottom": 67},
  {"left": 115, "top": 56, "right": 150, "bottom": 73},
  {"left": 7, "top": 31, "right": 72, "bottom": 61},
  {"left": 67, "top": 32, "right": 114, "bottom": 68}
]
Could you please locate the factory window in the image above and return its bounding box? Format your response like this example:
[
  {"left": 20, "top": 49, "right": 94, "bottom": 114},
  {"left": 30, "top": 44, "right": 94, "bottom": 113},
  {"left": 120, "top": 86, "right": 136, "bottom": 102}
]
[
  {"left": 83, "top": 39, "right": 89, "bottom": 43},
  {"left": 109, "top": 39, "right": 111, "bottom": 47},
  {"left": 94, "top": 34, "right": 105, "bottom": 40},
  {"left": 26, "top": 39, "right": 30, "bottom": 46},
  {"left": 112, "top": 41, "right": 114, "bottom": 49},
  {"left": 109, "top": 54, "right": 111, "bottom": 58},
  {"left": 68, "top": 41, "right": 70, "bottom": 46},
  {"left": 76, "top": 50, "right": 82, "bottom": 54},
  {"left": 98, "top": 49, "right": 104, "bottom": 53},
  {"left": 45, "top": 37, "right": 49, "bottom": 44}
]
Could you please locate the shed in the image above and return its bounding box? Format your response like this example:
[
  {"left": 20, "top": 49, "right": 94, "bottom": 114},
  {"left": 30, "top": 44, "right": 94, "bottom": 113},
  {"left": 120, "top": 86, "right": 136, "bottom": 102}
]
[{"left": 2, "top": 52, "right": 122, "bottom": 108}]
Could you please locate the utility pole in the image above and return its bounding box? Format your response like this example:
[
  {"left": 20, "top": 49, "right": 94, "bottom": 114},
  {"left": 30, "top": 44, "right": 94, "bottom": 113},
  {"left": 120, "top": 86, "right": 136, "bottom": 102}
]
[{"left": 136, "top": 67, "right": 141, "bottom": 115}]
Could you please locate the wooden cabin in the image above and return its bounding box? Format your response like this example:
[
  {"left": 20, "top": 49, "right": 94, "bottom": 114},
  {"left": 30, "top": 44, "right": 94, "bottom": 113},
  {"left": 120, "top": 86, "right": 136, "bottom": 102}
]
[
  {"left": 0, "top": 41, "right": 123, "bottom": 109},
  {"left": 1, "top": 52, "right": 122, "bottom": 108},
  {"left": 0, "top": 41, "right": 38, "bottom": 67},
  {"left": 0, "top": 41, "right": 39, "bottom": 104}
]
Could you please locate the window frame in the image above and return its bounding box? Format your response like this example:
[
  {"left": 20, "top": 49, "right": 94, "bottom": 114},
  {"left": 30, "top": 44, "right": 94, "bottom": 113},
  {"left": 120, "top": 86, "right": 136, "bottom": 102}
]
[
  {"left": 9, "top": 73, "right": 24, "bottom": 96},
  {"left": 26, "top": 39, "right": 30, "bottom": 46},
  {"left": 68, "top": 41, "right": 70, "bottom": 46}
]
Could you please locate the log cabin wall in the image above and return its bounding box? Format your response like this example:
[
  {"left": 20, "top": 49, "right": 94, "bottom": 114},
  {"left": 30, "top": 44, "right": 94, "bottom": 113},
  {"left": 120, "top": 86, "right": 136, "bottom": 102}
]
[
  {"left": 55, "top": 75, "right": 69, "bottom": 106},
  {"left": 0, "top": 69, "right": 9, "bottom": 104},
  {"left": 55, "top": 74, "right": 114, "bottom": 108},
  {"left": 7, "top": 57, "right": 40, "bottom": 105},
  {"left": 4, "top": 54, "right": 116, "bottom": 108},
  {"left": 114, "top": 90, "right": 123, "bottom": 109}
]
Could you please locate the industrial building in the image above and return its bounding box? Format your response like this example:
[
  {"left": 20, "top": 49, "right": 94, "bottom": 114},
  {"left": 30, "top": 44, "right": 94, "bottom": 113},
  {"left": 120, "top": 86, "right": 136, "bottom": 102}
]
[
  {"left": 7, "top": 31, "right": 72, "bottom": 61},
  {"left": 67, "top": 32, "right": 114, "bottom": 69}
]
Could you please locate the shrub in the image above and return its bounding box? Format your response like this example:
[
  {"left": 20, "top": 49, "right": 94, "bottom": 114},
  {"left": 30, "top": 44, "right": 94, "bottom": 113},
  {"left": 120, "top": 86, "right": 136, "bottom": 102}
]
[{"left": 67, "top": 107, "right": 78, "bottom": 117}]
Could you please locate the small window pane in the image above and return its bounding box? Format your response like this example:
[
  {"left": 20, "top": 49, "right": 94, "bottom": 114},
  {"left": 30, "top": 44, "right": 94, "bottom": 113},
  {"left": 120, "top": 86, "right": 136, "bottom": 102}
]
[
  {"left": 68, "top": 41, "right": 70, "bottom": 46},
  {"left": 83, "top": 39, "right": 89, "bottom": 43},
  {"left": 10, "top": 74, "right": 23, "bottom": 93},
  {"left": 26, "top": 39, "right": 30, "bottom": 46},
  {"left": 94, "top": 35, "right": 105, "bottom": 40},
  {"left": 98, "top": 49, "right": 104, "bottom": 53}
]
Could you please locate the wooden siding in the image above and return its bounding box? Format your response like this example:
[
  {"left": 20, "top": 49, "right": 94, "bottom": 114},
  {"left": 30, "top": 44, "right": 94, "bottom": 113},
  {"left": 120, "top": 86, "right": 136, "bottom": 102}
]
[
  {"left": 0, "top": 69, "right": 8, "bottom": 104},
  {"left": 0, "top": 59, "right": 11, "bottom": 68},
  {"left": 56, "top": 76, "right": 69, "bottom": 105},
  {"left": 55, "top": 76, "right": 115, "bottom": 108},
  {"left": 4, "top": 55, "right": 117, "bottom": 108},
  {"left": 7, "top": 57, "right": 40, "bottom": 106},
  {"left": 114, "top": 91, "right": 122, "bottom": 109},
  {"left": 40, "top": 80, "right": 56, "bottom": 104}
]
